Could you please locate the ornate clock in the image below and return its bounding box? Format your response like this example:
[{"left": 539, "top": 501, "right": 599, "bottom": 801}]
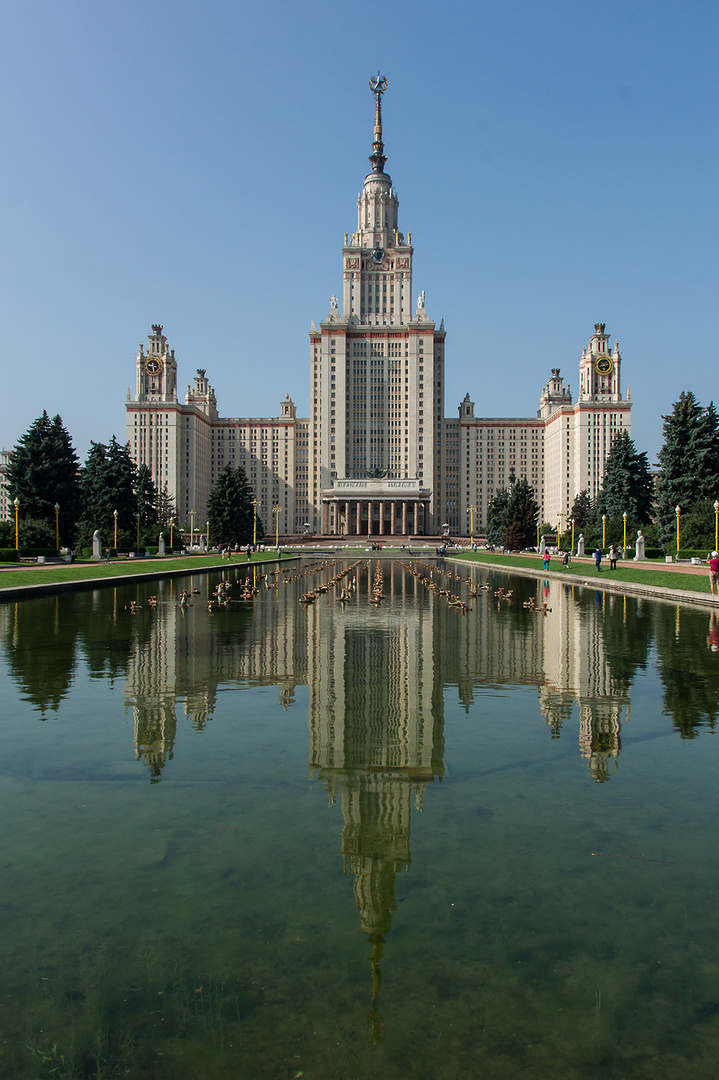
[
  {"left": 145, "top": 358, "right": 162, "bottom": 375},
  {"left": 594, "top": 356, "right": 613, "bottom": 375}
]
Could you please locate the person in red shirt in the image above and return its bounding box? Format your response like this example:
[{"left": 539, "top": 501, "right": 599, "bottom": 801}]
[{"left": 708, "top": 551, "right": 719, "bottom": 595}]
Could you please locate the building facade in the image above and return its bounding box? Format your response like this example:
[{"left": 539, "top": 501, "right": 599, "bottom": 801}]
[{"left": 125, "top": 77, "right": 631, "bottom": 539}]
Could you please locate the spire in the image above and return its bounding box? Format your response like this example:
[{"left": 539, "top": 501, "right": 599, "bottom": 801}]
[{"left": 368, "top": 72, "right": 388, "bottom": 174}]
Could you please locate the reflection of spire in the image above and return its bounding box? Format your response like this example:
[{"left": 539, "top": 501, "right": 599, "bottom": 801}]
[
  {"left": 366, "top": 933, "right": 386, "bottom": 1045},
  {"left": 339, "top": 772, "right": 413, "bottom": 1045},
  {"left": 132, "top": 702, "right": 177, "bottom": 782}
]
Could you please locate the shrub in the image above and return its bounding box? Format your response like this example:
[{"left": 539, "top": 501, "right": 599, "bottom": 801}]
[{"left": 0, "top": 548, "right": 19, "bottom": 562}]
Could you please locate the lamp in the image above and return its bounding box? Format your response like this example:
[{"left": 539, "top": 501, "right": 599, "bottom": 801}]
[
  {"left": 675, "top": 505, "right": 681, "bottom": 556},
  {"left": 113, "top": 509, "right": 118, "bottom": 549},
  {"left": 623, "top": 510, "right": 628, "bottom": 552},
  {"left": 714, "top": 500, "right": 719, "bottom": 551},
  {"left": 602, "top": 514, "right": 606, "bottom": 548},
  {"left": 14, "top": 497, "right": 19, "bottom": 550},
  {"left": 54, "top": 503, "right": 60, "bottom": 550}
]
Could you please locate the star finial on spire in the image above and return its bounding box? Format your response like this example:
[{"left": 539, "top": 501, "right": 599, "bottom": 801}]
[{"left": 368, "top": 72, "right": 388, "bottom": 174}]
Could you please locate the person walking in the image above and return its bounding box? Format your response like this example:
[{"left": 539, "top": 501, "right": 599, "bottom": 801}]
[
  {"left": 609, "top": 544, "right": 618, "bottom": 570},
  {"left": 542, "top": 551, "right": 550, "bottom": 571},
  {"left": 708, "top": 550, "right": 719, "bottom": 595},
  {"left": 594, "top": 548, "right": 602, "bottom": 573},
  {"left": 562, "top": 551, "right": 570, "bottom": 569}
]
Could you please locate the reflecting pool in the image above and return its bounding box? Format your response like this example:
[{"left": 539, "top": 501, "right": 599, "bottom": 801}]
[{"left": 2, "top": 558, "right": 719, "bottom": 1079}]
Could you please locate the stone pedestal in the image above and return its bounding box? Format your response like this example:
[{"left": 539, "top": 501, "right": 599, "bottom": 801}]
[
  {"left": 634, "top": 531, "right": 646, "bottom": 561},
  {"left": 91, "top": 530, "right": 102, "bottom": 560},
  {"left": 158, "top": 532, "right": 166, "bottom": 556},
  {"left": 577, "top": 535, "right": 585, "bottom": 558}
]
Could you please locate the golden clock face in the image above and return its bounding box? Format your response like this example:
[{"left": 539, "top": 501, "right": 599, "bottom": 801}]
[
  {"left": 594, "top": 356, "right": 613, "bottom": 375},
  {"left": 145, "top": 358, "right": 162, "bottom": 375}
]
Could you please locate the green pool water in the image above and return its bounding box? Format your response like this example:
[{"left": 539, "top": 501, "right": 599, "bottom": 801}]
[{"left": 1, "top": 558, "right": 719, "bottom": 1079}]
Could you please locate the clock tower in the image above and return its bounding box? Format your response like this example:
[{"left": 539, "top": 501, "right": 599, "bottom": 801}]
[
  {"left": 578, "top": 322, "right": 622, "bottom": 402},
  {"left": 136, "top": 324, "right": 178, "bottom": 403}
]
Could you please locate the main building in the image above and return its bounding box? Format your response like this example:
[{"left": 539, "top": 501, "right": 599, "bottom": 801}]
[{"left": 126, "top": 77, "right": 631, "bottom": 539}]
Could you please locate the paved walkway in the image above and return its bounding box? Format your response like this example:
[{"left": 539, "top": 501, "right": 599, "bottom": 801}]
[{"left": 449, "top": 553, "right": 717, "bottom": 610}]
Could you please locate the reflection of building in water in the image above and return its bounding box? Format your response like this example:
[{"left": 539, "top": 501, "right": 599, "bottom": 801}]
[
  {"left": 540, "top": 584, "right": 629, "bottom": 782},
  {"left": 124, "top": 571, "right": 307, "bottom": 779},
  {"left": 307, "top": 561, "right": 445, "bottom": 1042}
]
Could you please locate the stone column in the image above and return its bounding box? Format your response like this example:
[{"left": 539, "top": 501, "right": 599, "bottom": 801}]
[
  {"left": 356, "top": 501, "right": 361, "bottom": 536},
  {"left": 413, "top": 502, "right": 419, "bottom": 535},
  {"left": 367, "top": 501, "right": 373, "bottom": 537},
  {"left": 390, "top": 500, "right": 396, "bottom": 535},
  {"left": 323, "top": 502, "right": 330, "bottom": 535},
  {"left": 402, "top": 501, "right": 407, "bottom": 535},
  {"left": 379, "top": 500, "right": 385, "bottom": 535}
]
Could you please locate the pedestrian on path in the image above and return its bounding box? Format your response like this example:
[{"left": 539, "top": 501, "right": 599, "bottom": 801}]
[
  {"left": 594, "top": 548, "right": 602, "bottom": 573},
  {"left": 609, "top": 544, "right": 618, "bottom": 570},
  {"left": 708, "top": 550, "right": 719, "bottom": 595},
  {"left": 543, "top": 551, "right": 550, "bottom": 571}
]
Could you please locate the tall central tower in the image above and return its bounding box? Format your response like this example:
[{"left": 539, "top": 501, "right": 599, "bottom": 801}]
[{"left": 310, "top": 75, "right": 445, "bottom": 537}]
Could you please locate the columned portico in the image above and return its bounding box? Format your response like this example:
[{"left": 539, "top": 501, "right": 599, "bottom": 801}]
[{"left": 321, "top": 478, "right": 431, "bottom": 537}]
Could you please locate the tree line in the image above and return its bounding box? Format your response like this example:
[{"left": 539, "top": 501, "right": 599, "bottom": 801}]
[
  {"left": 485, "top": 391, "right": 719, "bottom": 553},
  {"left": 1, "top": 412, "right": 264, "bottom": 552}
]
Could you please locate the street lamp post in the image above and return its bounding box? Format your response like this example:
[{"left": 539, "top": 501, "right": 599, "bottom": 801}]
[
  {"left": 190, "top": 509, "right": 195, "bottom": 548},
  {"left": 113, "top": 509, "right": 118, "bottom": 550},
  {"left": 273, "top": 506, "right": 280, "bottom": 548},
  {"left": 468, "top": 505, "right": 475, "bottom": 546},
  {"left": 676, "top": 505, "right": 681, "bottom": 556},
  {"left": 170, "top": 520, "right": 173, "bottom": 550},
  {"left": 54, "top": 503, "right": 60, "bottom": 550},
  {"left": 252, "top": 499, "right": 258, "bottom": 546},
  {"left": 206, "top": 521, "right": 210, "bottom": 548},
  {"left": 602, "top": 514, "right": 606, "bottom": 549},
  {"left": 14, "top": 497, "right": 19, "bottom": 551},
  {"left": 714, "top": 500, "right": 719, "bottom": 551},
  {"left": 571, "top": 517, "right": 575, "bottom": 553},
  {"left": 623, "top": 510, "right": 628, "bottom": 552}
]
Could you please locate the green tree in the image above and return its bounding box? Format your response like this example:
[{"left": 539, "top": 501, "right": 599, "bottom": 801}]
[
  {"left": 656, "top": 392, "right": 719, "bottom": 550},
  {"left": 156, "top": 483, "right": 178, "bottom": 531},
  {"left": 485, "top": 489, "right": 510, "bottom": 546},
  {"left": 7, "top": 412, "right": 82, "bottom": 544},
  {"left": 136, "top": 465, "right": 158, "bottom": 535},
  {"left": 207, "top": 465, "right": 264, "bottom": 546},
  {"left": 502, "top": 479, "right": 540, "bottom": 550},
  {"left": 570, "top": 489, "right": 594, "bottom": 530},
  {"left": 78, "top": 437, "right": 138, "bottom": 549},
  {"left": 597, "top": 429, "right": 654, "bottom": 523}
]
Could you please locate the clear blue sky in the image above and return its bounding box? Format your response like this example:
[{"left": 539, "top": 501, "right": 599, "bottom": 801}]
[{"left": 1, "top": 0, "right": 716, "bottom": 466}]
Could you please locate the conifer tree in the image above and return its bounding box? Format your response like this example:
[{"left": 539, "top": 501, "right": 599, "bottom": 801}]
[
  {"left": 570, "top": 490, "right": 594, "bottom": 530},
  {"left": 502, "top": 478, "right": 540, "bottom": 550},
  {"left": 156, "top": 483, "right": 178, "bottom": 530},
  {"left": 136, "top": 465, "right": 159, "bottom": 533},
  {"left": 207, "top": 465, "right": 265, "bottom": 546},
  {"left": 78, "top": 437, "right": 138, "bottom": 549},
  {"left": 655, "top": 392, "right": 719, "bottom": 549},
  {"left": 7, "top": 412, "right": 82, "bottom": 543},
  {"left": 596, "top": 430, "right": 654, "bottom": 523},
  {"left": 485, "top": 488, "right": 510, "bottom": 546}
]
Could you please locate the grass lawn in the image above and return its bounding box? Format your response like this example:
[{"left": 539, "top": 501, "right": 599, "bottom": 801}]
[
  {"left": 0, "top": 553, "right": 284, "bottom": 591},
  {"left": 451, "top": 551, "right": 712, "bottom": 594}
]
